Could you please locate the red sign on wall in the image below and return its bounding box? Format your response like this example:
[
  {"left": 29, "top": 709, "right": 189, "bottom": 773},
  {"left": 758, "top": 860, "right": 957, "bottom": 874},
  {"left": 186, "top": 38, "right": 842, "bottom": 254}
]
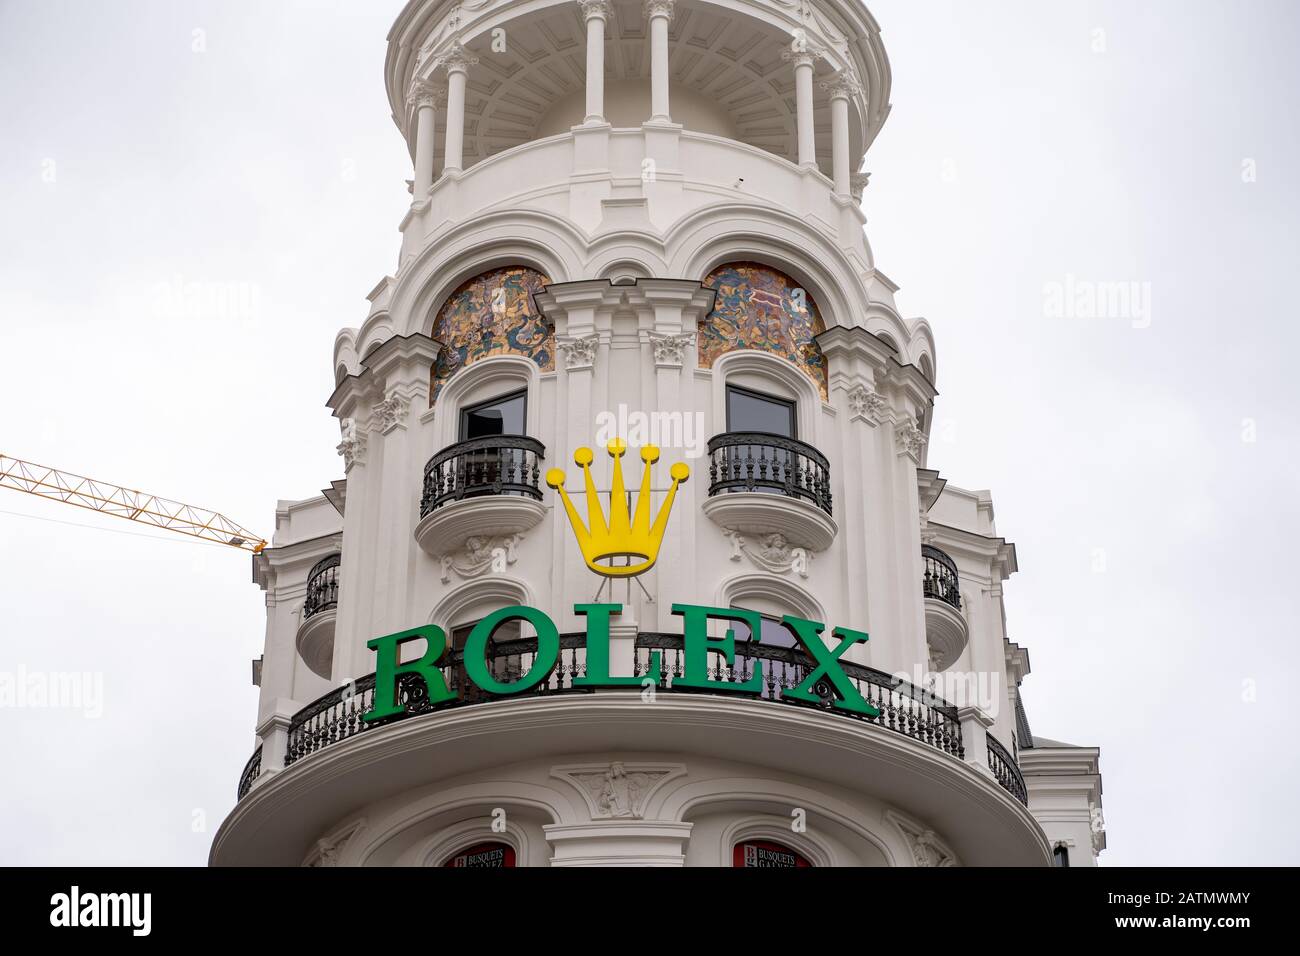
[
  {"left": 733, "top": 840, "right": 812, "bottom": 868},
  {"left": 444, "top": 841, "right": 517, "bottom": 868}
]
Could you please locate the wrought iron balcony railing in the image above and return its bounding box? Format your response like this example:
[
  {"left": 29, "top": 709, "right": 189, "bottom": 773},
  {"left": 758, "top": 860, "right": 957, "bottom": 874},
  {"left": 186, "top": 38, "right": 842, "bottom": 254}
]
[
  {"left": 632, "top": 633, "right": 963, "bottom": 757},
  {"left": 272, "top": 631, "right": 962, "bottom": 778},
  {"left": 419, "top": 435, "right": 545, "bottom": 518},
  {"left": 706, "top": 431, "right": 832, "bottom": 515},
  {"left": 922, "top": 544, "right": 961, "bottom": 611},
  {"left": 303, "top": 554, "right": 340, "bottom": 620},
  {"left": 986, "top": 731, "right": 1028, "bottom": 806},
  {"left": 237, "top": 745, "right": 262, "bottom": 800}
]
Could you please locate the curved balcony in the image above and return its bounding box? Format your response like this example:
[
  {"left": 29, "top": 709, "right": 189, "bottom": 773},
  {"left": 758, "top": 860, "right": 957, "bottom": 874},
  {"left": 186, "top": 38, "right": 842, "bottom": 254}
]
[
  {"left": 701, "top": 432, "right": 837, "bottom": 551},
  {"left": 296, "top": 554, "right": 340, "bottom": 681},
  {"left": 304, "top": 554, "right": 339, "bottom": 619},
  {"left": 236, "top": 746, "right": 261, "bottom": 801},
  {"left": 218, "top": 631, "right": 1046, "bottom": 866},
  {"left": 922, "top": 544, "right": 968, "bottom": 671},
  {"left": 281, "top": 633, "right": 963, "bottom": 769},
  {"left": 414, "top": 436, "right": 546, "bottom": 556},
  {"left": 986, "top": 732, "right": 1028, "bottom": 806},
  {"left": 922, "top": 545, "right": 961, "bottom": 610}
]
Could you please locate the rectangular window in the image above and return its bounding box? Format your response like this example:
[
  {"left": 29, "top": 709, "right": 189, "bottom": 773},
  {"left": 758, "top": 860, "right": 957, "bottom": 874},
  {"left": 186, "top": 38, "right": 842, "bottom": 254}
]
[
  {"left": 726, "top": 385, "right": 796, "bottom": 438},
  {"left": 729, "top": 610, "right": 798, "bottom": 649},
  {"left": 459, "top": 389, "right": 527, "bottom": 440}
]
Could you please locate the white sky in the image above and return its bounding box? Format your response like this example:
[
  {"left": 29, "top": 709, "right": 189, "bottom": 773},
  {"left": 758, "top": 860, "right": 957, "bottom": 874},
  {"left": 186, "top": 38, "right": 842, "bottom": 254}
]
[{"left": 1, "top": 0, "right": 1297, "bottom": 866}]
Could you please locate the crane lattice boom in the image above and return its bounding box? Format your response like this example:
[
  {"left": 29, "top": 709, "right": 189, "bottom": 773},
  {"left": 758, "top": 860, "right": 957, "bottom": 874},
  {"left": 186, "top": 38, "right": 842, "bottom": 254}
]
[{"left": 0, "top": 453, "right": 266, "bottom": 552}]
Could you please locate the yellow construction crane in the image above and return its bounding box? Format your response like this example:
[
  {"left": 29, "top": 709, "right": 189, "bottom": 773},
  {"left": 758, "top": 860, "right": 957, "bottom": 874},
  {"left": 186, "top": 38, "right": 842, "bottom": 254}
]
[{"left": 0, "top": 452, "right": 267, "bottom": 553}]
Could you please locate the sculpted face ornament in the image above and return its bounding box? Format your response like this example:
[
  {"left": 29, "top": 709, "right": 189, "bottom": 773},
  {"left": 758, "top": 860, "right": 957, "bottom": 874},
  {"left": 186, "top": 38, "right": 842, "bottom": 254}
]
[{"left": 546, "top": 439, "right": 689, "bottom": 578}]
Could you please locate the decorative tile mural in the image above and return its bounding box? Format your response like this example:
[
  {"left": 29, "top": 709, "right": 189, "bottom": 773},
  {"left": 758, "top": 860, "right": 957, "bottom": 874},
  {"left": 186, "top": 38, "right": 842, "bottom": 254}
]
[
  {"left": 430, "top": 265, "right": 553, "bottom": 404},
  {"left": 698, "top": 262, "right": 828, "bottom": 400}
]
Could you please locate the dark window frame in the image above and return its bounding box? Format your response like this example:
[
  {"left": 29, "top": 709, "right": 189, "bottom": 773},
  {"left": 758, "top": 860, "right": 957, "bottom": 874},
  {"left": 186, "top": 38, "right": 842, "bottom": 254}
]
[
  {"left": 725, "top": 383, "right": 797, "bottom": 439},
  {"left": 458, "top": 388, "right": 528, "bottom": 441}
]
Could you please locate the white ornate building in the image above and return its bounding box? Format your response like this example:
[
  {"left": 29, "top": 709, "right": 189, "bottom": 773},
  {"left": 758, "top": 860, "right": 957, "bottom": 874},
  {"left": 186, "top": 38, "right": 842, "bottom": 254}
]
[{"left": 212, "top": 0, "right": 1104, "bottom": 867}]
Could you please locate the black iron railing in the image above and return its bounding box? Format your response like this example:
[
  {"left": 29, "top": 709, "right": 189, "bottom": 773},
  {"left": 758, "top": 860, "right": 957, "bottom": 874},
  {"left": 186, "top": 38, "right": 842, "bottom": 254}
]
[
  {"left": 276, "top": 631, "right": 963, "bottom": 774},
  {"left": 304, "top": 554, "right": 340, "bottom": 620},
  {"left": 237, "top": 746, "right": 262, "bottom": 800},
  {"left": 284, "top": 633, "right": 590, "bottom": 766},
  {"left": 706, "top": 432, "right": 832, "bottom": 515},
  {"left": 420, "top": 436, "right": 545, "bottom": 518},
  {"left": 633, "top": 633, "right": 963, "bottom": 757},
  {"left": 922, "top": 544, "right": 961, "bottom": 610},
  {"left": 986, "top": 731, "right": 1028, "bottom": 806}
]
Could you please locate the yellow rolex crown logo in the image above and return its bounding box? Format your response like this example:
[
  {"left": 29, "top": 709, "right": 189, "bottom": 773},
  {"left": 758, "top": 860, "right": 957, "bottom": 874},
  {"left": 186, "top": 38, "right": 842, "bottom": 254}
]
[{"left": 546, "top": 439, "right": 689, "bottom": 578}]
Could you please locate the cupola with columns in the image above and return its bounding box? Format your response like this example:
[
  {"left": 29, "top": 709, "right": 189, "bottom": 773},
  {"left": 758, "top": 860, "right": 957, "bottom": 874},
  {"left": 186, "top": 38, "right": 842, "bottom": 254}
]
[{"left": 387, "top": 0, "right": 890, "bottom": 258}]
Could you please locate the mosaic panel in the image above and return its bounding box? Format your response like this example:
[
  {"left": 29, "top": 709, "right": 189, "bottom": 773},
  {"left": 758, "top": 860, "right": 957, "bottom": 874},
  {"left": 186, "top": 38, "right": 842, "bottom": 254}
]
[
  {"left": 430, "top": 265, "right": 553, "bottom": 403},
  {"left": 698, "top": 262, "right": 828, "bottom": 399}
]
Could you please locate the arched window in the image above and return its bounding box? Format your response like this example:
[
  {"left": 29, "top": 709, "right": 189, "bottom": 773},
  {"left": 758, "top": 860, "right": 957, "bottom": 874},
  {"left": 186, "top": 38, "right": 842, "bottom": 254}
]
[
  {"left": 733, "top": 839, "right": 813, "bottom": 868},
  {"left": 429, "top": 265, "right": 552, "bottom": 404},
  {"left": 442, "top": 841, "right": 516, "bottom": 868},
  {"left": 1053, "top": 844, "right": 1070, "bottom": 868},
  {"left": 699, "top": 262, "right": 828, "bottom": 400}
]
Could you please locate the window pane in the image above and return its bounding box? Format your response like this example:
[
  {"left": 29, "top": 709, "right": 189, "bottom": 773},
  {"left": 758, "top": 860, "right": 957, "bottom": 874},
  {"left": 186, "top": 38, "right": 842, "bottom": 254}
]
[
  {"left": 726, "top": 386, "right": 795, "bottom": 437},
  {"left": 461, "top": 391, "right": 526, "bottom": 439},
  {"left": 729, "top": 610, "right": 797, "bottom": 648}
]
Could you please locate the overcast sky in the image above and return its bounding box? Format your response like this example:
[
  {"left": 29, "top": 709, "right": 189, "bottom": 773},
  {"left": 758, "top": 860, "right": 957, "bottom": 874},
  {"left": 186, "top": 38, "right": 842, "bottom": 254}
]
[{"left": 1, "top": 0, "right": 1297, "bottom": 866}]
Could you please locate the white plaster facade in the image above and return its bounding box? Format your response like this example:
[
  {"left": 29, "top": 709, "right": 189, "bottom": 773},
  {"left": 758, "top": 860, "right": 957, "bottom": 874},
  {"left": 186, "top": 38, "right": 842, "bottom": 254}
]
[{"left": 211, "top": 0, "right": 1104, "bottom": 868}]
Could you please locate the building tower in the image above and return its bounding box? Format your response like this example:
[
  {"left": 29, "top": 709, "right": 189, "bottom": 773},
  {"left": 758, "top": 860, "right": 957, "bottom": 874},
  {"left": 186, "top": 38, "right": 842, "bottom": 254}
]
[{"left": 212, "top": 0, "right": 1104, "bottom": 867}]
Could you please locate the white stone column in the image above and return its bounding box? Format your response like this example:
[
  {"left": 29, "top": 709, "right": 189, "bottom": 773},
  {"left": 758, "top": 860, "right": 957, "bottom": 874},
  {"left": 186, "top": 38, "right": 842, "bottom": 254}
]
[
  {"left": 408, "top": 78, "right": 440, "bottom": 197},
  {"left": 645, "top": 0, "right": 674, "bottom": 124},
  {"left": 580, "top": 0, "right": 611, "bottom": 124},
  {"left": 784, "top": 47, "right": 822, "bottom": 168},
  {"left": 436, "top": 41, "right": 478, "bottom": 173},
  {"left": 821, "top": 71, "right": 858, "bottom": 195}
]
